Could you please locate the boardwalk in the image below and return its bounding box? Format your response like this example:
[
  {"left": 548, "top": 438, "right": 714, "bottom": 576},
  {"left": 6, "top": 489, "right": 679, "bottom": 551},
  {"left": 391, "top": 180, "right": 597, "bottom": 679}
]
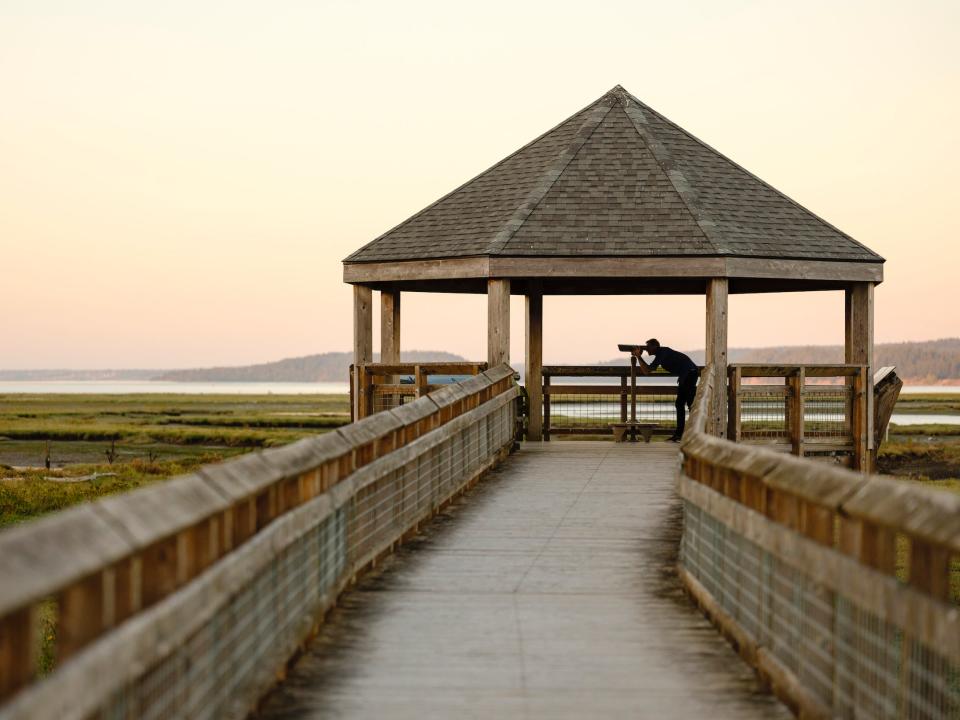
[{"left": 258, "top": 442, "right": 790, "bottom": 719}]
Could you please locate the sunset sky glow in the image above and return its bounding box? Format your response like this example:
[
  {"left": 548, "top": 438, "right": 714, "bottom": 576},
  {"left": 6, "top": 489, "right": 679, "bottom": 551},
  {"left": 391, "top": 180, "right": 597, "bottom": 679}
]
[{"left": 2, "top": 0, "right": 958, "bottom": 369}]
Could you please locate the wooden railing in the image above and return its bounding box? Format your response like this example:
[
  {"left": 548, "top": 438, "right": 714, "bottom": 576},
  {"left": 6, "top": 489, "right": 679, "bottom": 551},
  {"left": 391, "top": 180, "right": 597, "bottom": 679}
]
[
  {"left": 727, "top": 364, "right": 866, "bottom": 467},
  {"left": 0, "top": 366, "right": 518, "bottom": 719},
  {"left": 350, "top": 362, "right": 488, "bottom": 420},
  {"left": 679, "top": 367, "right": 959, "bottom": 718},
  {"left": 540, "top": 365, "right": 694, "bottom": 440}
]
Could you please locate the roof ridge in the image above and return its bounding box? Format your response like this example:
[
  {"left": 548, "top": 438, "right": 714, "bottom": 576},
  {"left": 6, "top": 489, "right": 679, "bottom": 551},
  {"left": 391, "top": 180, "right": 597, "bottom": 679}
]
[
  {"left": 343, "top": 92, "right": 614, "bottom": 263},
  {"left": 617, "top": 87, "right": 884, "bottom": 262},
  {"left": 614, "top": 90, "right": 726, "bottom": 255},
  {"left": 484, "top": 95, "right": 617, "bottom": 256}
]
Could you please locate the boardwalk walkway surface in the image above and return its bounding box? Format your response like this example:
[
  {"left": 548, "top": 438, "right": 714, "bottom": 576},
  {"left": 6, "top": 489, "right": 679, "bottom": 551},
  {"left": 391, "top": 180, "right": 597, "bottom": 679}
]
[{"left": 258, "top": 442, "right": 790, "bottom": 719}]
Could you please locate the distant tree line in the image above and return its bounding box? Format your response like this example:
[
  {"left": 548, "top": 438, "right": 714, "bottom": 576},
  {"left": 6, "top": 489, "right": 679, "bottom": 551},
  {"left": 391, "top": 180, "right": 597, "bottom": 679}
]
[{"left": 596, "top": 338, "right": 960, "bottom": 382}]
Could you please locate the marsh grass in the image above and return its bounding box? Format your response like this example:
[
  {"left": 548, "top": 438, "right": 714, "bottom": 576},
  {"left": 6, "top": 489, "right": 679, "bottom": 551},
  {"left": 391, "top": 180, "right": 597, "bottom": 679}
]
[
  {"left": 0, "top": 455, "right": 231, "bottom": 527},
  {"left": 0, "top": 393, "right": 350, "bottom": 526}
]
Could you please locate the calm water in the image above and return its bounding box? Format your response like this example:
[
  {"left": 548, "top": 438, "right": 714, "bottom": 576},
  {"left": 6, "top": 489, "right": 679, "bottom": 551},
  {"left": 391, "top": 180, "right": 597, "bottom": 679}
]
[
  {"left": 0, "top": 381, "right": 957, "bottom": 426},
  {"left": 899, "top": 386, "right": 960, "bottom": 394},
  {"left": 0, "top": 381, "right": 350, "bottom": 395},
  {"left": 890, "top": 414, "right": 960, "bottom": 426}
]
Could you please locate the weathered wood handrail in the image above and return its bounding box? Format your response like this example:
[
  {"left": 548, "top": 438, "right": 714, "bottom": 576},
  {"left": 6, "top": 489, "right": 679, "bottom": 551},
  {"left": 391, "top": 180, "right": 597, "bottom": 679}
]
[
  {"left": 726, "top": 363, "right": 867, "bottom": 468},
  {"left": 0, "top": 365, "right": 519, "bottom": 718},
  {"left": 540, "top": 365, "right": 696, "bottom": 440},
  {"left": 679, "top": 366, "right": 959, "bottom": 717},
  {"left": 350, "top": 361, "right": 488, "bottom": 420}
]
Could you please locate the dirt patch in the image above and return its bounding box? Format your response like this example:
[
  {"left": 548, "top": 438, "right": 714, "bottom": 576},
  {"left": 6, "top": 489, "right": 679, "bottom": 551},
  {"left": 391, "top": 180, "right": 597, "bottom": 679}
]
[{"left": 878, "top": 453, "right": 959, "bottom": 480}]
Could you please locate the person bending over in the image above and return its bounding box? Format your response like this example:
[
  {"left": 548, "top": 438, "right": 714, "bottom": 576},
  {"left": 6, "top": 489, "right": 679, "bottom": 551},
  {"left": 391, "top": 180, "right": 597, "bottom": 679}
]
[{"left": 632, "top": 339, "right": 699, "bottom": 442}]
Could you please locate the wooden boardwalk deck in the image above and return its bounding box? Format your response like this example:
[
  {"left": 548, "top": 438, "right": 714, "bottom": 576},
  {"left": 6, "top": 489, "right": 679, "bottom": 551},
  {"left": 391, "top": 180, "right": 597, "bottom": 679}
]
[{"left": 258, "top": 442, "right": 790, "bottom": 719}]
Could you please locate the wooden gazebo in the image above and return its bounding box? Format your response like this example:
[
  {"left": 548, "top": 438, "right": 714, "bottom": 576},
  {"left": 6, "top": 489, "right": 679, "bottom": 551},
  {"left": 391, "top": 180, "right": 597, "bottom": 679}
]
[{"left": 343, "top": 86, "right": 884, "bottom": 446}]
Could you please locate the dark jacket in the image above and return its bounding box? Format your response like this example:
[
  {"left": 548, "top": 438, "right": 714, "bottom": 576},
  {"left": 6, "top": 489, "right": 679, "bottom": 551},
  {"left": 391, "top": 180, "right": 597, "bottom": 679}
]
[{"left": 648, "top": 346, "right": 698, "bottom": 381}]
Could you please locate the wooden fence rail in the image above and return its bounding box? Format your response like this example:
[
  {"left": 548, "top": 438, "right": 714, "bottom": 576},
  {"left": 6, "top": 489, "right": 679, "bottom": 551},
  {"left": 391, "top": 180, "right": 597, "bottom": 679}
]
[
  {"left": 679, "top": 366, "right": 959, "bottom": 718},
  {"left": 540, "top": 365, "right": 691, "bottom": 441},
  {"left": 350, "top": 362, "right": 488, "bottom": 420},
  {"left": 0, "top": 365, "right": 519, "bottom": 719},
  {"left": 726, "top": 363, "right": 867, "bottom": 468}
]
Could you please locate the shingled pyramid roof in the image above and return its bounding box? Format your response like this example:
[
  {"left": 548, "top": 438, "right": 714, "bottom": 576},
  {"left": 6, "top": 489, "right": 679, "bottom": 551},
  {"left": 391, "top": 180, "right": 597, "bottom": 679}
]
[{"left": 345, "top": 86, "right": 881, "bottom": 265}]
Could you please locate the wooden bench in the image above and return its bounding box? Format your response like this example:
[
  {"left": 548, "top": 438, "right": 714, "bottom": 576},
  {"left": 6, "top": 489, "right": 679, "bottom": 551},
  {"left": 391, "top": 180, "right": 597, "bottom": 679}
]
[{"left": 610, "top": 422, "right": 656, "bottom": 443}]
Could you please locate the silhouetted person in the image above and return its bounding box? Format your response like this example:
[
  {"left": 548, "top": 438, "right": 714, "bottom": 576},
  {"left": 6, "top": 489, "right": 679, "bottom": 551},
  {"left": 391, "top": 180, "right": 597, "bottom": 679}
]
[{"left": 633, "top": 339, "right": 699, "bottom": 442}]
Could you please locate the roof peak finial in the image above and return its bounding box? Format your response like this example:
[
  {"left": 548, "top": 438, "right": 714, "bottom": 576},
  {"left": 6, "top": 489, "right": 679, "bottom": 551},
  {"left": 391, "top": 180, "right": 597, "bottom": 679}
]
[{"left": 608, "top": 84, "right": 631, "bottom": 106}]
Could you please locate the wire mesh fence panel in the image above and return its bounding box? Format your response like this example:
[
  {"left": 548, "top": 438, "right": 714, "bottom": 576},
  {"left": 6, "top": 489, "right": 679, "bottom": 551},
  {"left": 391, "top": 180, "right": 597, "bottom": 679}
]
[
  {"left": 804, "top": 386, "right": 852, "bottom": 443},
  {"left": 545, "top": 386, "right": 679, "bottom": 435},
  {"left": 737, "top": 386, "right": 789, "bottom": 442},
  {"left": 18, "top": 383, "right": 519, "bottom": 720},
  {"left": 681, "top": 500, "right": 960, "bottom": 719},
  {"left": 372, "top": 388, "right": 418, "bottom": 414}
]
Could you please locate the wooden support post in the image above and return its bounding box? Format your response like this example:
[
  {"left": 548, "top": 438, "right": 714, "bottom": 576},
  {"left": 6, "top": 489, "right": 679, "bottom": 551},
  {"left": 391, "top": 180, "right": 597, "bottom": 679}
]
[
  {"left": 414, "top": 365, "right": 428, "bottom": 398},
  {"left": 0, "top": 606, "right": 37, "bottom": 700},
  {"left": 487, "top": 279, "right": 510, "bottom": 367},
  {"left": 57, "top": 573, "right": 105, "bottom": 661},
  {"left": 620, "top": 375, "right": 628, "bottom": 423},
  {"left": 353, "top": 285, "right": 373, "bottom": 420},
  {"left": 381, "top": 290, "right": 401, "bottom": 364},
  {"left": 706, "top": 278, "right": 729, "bottom": 437},
  {"left": 525, "top": 282, "right": 543, "bottom": 441},
  {"left": 381, "top": 289, "right": 401, "bottom": 407},
  {"left": 543, "top": 374, "right": 551, "bottom": 442},
  {"left": 788, "top": 367, "right": 805, "bottom": 456},
  {"left": 728, "top": 366, "right": 741, "bottom": 442},
  {"left": 846, "top": 283, "right": 874, "bottom": 472}
]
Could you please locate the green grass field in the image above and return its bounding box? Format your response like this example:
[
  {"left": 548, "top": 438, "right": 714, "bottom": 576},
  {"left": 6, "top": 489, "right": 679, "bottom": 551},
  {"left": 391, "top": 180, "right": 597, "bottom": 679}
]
[
  {"left": 2, "top": 390, "right": 959, "bottom": 529},
  {"left": 0, "top": 393, "right": 350, "bottom": 527}
]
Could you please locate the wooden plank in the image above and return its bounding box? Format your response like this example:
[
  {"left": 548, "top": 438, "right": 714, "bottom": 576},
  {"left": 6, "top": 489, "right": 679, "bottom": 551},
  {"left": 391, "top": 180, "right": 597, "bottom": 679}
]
[
  {"left": 344, "top": 256, "right": 882, "bottom": 284},
  {"left": 677, "top": 475, "right": 960, "bottom": 663},
  {"left": 737, "top": 385, "right": 789, "bottom": 397},
  {"left": 543, "top": 375, "right": 550, "bottom": 441},
  {"left": 872, "top": 366, "right": 902, "bottom": 456},
  {"left": 725, "top": 257, "right": 883, "bottom": 283},
  {"left": 909, "top": 540, "right": 951, "bottom": 603},
  {"left": 0, "top": 505, "right": 133, "bottom": 619},
  {"left": 543, "top": 365, "right": 693, "bottom": 378},
  {"left": 543, "top": 365, "right": 629, "bottom": 377},
  {"left": 353, "top": 285, "right": 373, "bottom": 420},
  {"left": 487, "top": 279, "right": 510, "bottom": 367},
  {"left": 525, "top": 282, "right": 543, "bottom": 441},
  {"left": 380, "top": 290, "right": 401, "bottom": 403},
  {"left": 728, "top": 366, "right": 741, "bottom": 442},
  {"left": 0, "top": 606, "right": 37, "bottom": 701},
  {"left": 846, "top": 283, "right": 874, "bottom": 471},
  {"left": 802, "top": 365, "right": 863, "bottom": 377},
  {"left": 414, "top": 365, "right": 428, "bottom": 398},
  {"left": 371, "top": 384, "right": 418, "bottom": 394},
  {"left": 57, "top": 572, "right": 106, "bottom": 662},
  {"left": 543, "top": 384, "right": 677, "bottom": 396},
  {"left": 732, "top": 364, "right": 860, "bottom": 378},
  {"left": 620, "top": 376, "right": 627, "bottom": 422},
  {"left": 343, "top": 256, "right": 490, "bottom": 283},
  {"left": 706, "top": 278, "right": 728, "bottom": 437},
  {"left": 788, "top": 368, "right": 804, "bottom": 456},
  {"left": 380, "top": 290, "right": 401, "bottom": 365},
  {"left": 492, "top": 256, "right": 728, "bottom": 278},
  {"left": 364, "top": 362, "right": 487, "bottom": 376}
]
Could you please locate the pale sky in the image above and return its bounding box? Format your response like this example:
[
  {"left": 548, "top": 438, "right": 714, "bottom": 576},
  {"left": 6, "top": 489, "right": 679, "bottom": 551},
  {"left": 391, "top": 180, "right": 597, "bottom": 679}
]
[{"left": 1, "top": 0, "right": 958, "bottom": 369}]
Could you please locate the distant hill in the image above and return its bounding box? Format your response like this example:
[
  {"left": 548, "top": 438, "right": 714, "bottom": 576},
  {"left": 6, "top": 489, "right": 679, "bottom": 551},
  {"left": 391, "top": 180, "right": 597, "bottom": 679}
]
[
  {"left": 593, "top": 338, "right": 960, "bottom": 384},
  {"left": 154, "top": 350, "right": 467, "bottom": 383},
  {"left": 6, "top": 339, "right": 958, "bottom": 385}
]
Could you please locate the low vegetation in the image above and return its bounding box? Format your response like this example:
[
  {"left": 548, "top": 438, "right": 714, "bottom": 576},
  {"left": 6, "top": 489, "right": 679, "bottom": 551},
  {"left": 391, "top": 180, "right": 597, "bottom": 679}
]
[{"left": 0, "top": 393, "right": 350, "bottom": 527}]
